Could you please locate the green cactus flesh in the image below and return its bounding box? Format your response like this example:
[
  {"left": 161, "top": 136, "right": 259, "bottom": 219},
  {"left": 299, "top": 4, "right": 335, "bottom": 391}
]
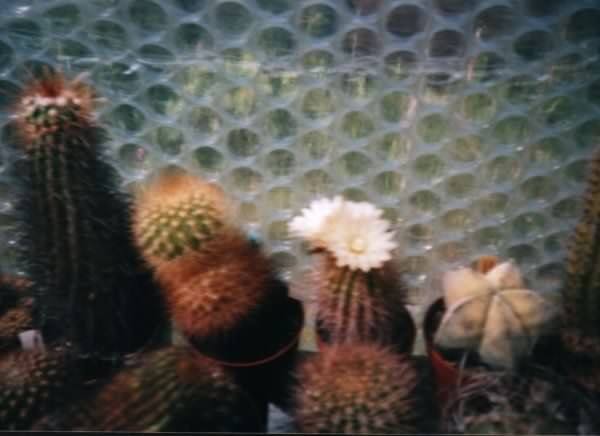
[{"left": 137, "top": 197, "right": 224, "bottom": 260}]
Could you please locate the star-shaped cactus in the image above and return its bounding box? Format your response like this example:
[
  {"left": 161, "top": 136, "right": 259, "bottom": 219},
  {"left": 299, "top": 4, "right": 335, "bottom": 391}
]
[{"left": 434, "top": 260, "right": 559, "bottom": 368}]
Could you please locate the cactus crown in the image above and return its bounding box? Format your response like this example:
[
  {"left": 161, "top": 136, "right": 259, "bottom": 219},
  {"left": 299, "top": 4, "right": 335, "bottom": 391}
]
[
  {"left": 295, "top": 344, "right": 423, "bottom": 434},
  {"left": 14, "top": 72, "right": 96, "bottom": 146},
  {"left": 563, "top": 147, "right": 600, "bottom": 337},
  {"left": 133, "top": 168, "right": 231, "bottom": 264}
]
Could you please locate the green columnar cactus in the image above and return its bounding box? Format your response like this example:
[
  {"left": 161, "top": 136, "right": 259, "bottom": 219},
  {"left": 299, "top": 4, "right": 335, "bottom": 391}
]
[
  {"left": 0, "top": 348, "right": 78, "bottom": 430},
  {"left": 10, "top": 72, "right": 165, "bottom": 357},
  {"left": 315, "top": 254, "right": 413, "bottom": 351},
  {"left": 294, "top": 343, "right": 438, "bottom": 434},
  {"left": 563, "top": 147, "right": 600, "bottom": 342},
  {"left": 37, "top": 347, "right": 263, "bottom": 432}
]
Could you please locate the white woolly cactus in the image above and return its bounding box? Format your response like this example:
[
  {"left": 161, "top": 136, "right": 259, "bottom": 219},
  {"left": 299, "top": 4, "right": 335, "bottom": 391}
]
[{"left": 434, "top": 259, "right": 559, "bottom": 369}]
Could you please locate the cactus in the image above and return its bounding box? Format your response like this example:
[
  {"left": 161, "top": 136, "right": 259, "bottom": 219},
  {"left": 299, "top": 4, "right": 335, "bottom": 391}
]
[
  {"left": 294, "top": 343, "right": 437, "bottom": 434},
  {"left": 563, "top": 147, "right": 600, "bottom": 348},
  {"left": 0, "top": 347, "right": 79, "bottom": 430},
  {"left": 10, "top": 72, "right": 165, "bottom": 357},
  {"left": 132, "top": 170, "right": 282, "bottom": 352},
  {"left": 434, "top": 259, "right": 559, "bottom": 369},
  {"left": 315, "top": 254, "right": 414, "bottom": 352},
  {"left": 0, "top": 275, "right": 33, "bottom": 352},
  {"left": 444, "top": 367, "right": 597, "bottom": 434},
  {"left": 36, "top": 346, "right": 263, "bottom": 432},
  {"left": 132, "top": 167, "right": 231, "bottom": 266}
]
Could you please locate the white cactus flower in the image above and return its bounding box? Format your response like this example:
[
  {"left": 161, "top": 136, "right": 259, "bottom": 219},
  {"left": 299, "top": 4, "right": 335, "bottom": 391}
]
[{"left": 289, "top": 197, "right": 397, "bottom": 271}]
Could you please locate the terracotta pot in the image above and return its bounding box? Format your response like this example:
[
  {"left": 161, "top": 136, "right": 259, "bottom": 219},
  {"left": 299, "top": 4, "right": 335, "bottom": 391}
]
[{"left": 423, "top": 297, "right": 477, "bottom": 406}]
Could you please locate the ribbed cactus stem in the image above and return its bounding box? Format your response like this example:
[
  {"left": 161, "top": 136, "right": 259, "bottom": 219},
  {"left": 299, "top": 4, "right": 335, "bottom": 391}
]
[
  {"left": 11, "top": 72, "right": 164, "bottom": 356},
  {"left": 316, "top": 254, "right": 411, "bottom": 348},
  {"left": 564, "top": 147, "right": 600, "bottom": 338}
]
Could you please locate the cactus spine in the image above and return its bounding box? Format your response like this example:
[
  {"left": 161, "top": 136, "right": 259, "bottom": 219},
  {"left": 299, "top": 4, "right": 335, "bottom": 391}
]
[
  {"left": 37, "top": 347, "right": 262, "bottom": 432},
  {"left": 315, "top": 254, "right": 414, "bottom": 352},
  {"left": 10, "top": 72, "right": 165, "bottom": 356},
  {"left": 294, "top": 343, "right": 437, "bottom": 434}
]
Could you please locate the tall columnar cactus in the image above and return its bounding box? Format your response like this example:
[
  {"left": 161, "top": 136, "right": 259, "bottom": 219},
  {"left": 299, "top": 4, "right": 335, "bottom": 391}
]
[
  {"left": 10, "top": 72, "right": 165, "bottom": 356},
  {"left": 0, "top": 348, "right": 79, "bottom": 430},
  {"left": 36, "top": 346, "right": 263, "bottom": 432},
  {"left": 563, "top": 147, "right": 600, "bottom": 346},
  {"left": 293, "top": 343, "right": 438, "bottom": 434},
  {"left": 289, "top": 197, "right": 414, "bottom": 351}
]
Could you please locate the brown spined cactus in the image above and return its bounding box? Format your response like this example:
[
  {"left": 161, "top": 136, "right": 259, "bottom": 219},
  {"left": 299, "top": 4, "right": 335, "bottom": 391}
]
[
  {"left": 0, "top": 347, "right": 80, "bottom": 430},
  {"left": 293, "top": 343, "right": 438, "bottom": 434},
  {"left": 314, "top": 253, "right": 414, "bottom": 353},
  {"left": 9, "top": 71, "right": 166, "bottom": 359},
  {"left": 36, "top": 346, "right": 263, "bottom": 432}
]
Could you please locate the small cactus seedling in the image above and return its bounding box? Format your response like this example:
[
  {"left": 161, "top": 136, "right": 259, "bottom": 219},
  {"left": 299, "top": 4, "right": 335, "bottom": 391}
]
[
  {"left": 132, "top": 167, "right": 232, "bottom": 268},
  {"left": 435, "top": 258, "right": 559, "bottom": 369},
  {"left": 0, "top": 348, "right": 79, "bottom": 430},
  {"left": 294, "top": 343, "right": 438, "bottom": 434},
  {"left": 290, "top": 197, "right": 414, "bottom": 351},
  {"left": 37, "top": 346, "right": 263, "bottom": 432},
  {"left": 10, "top": 72, "right": 165, "bottom": 357}
]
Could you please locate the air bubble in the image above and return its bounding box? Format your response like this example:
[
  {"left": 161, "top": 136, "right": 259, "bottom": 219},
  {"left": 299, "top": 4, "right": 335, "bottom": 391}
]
[
  {"left": 341, "top": 111, "right": 374, "bottom": 139},
  {"left": 215, "top": 2, "right": 253, "bottom": 35},
  {"left": 266, "top": 149, "right": 295, "bottom": 177},
  {"left": 300, "top": 4, "right": 338, "bottom": 38},
  {"left": 227, "top": 129, "right": 260, "bottom": 158},
  {"left": 129, "top": 0, "right": 167, "bottom": 32},
  {"left": 386, "top": 5, "right": 426, "bottom": 38}
]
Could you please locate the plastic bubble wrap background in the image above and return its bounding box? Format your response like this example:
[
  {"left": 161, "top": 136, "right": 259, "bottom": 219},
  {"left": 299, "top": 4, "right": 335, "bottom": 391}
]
[{"left": 1, "top": 0, "right": 600, "bottom": 347}]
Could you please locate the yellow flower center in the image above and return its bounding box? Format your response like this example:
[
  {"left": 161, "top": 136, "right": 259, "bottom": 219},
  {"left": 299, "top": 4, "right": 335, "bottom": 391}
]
[{"left": 350, "top": 237, "right": 366, "bottom": 254}]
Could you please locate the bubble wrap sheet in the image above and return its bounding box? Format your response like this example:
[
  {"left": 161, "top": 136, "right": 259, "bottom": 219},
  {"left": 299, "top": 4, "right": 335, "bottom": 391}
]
[{"left": 0, "top": 0, "right": 599, "bottom": 349}]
